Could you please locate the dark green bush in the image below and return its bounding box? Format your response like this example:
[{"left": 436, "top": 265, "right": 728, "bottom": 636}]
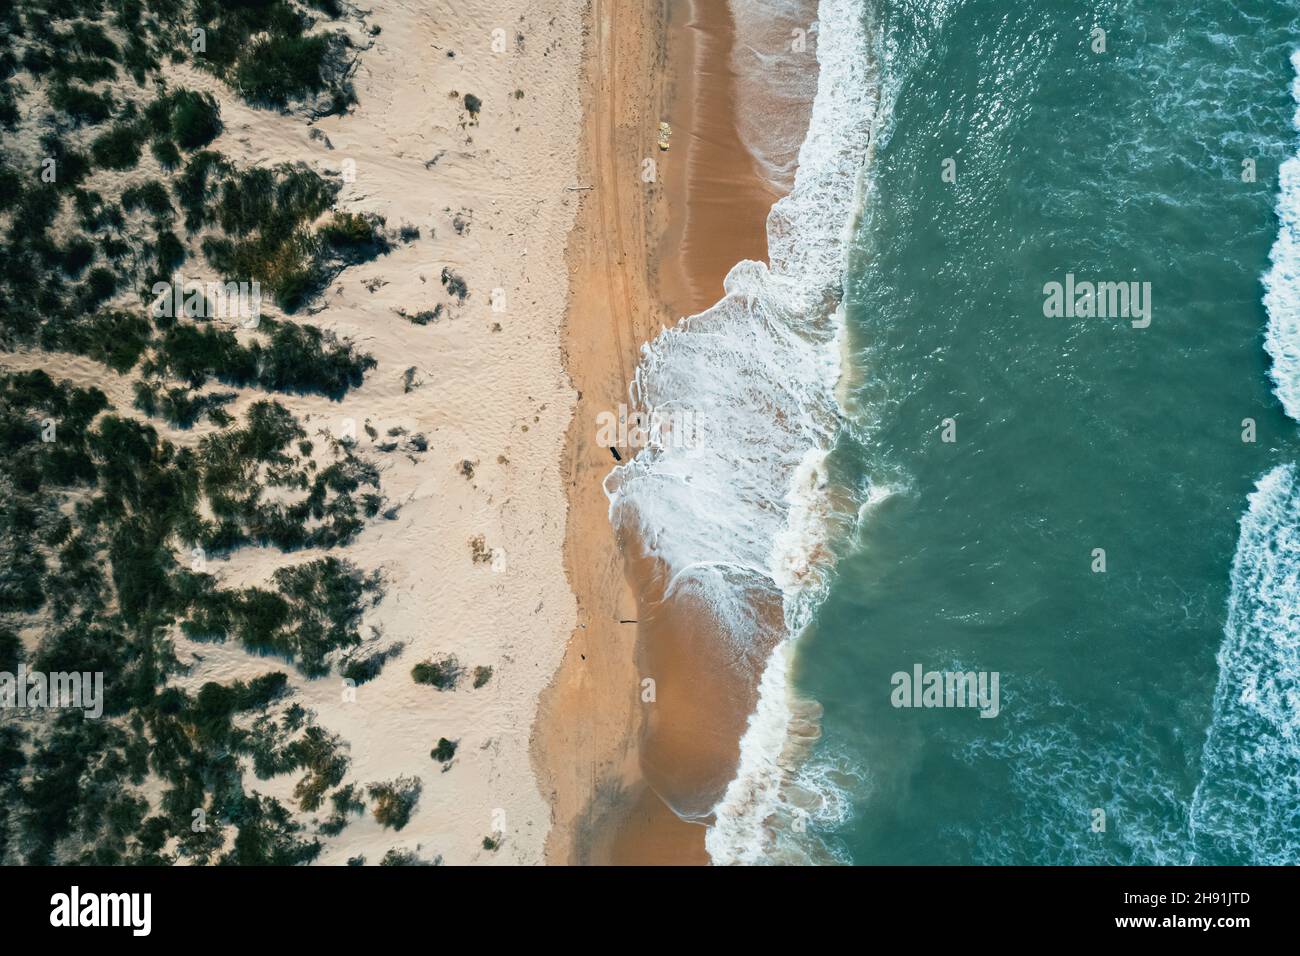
[
  {"left": 235, "top": 34, "right": 332, "bottom": 107},
  {"left": 367, "top": 776, "right": 421, "bottom": 830},
  {"left": 170, "top": 89, "right": 223, "bottom": 149},
  {"left": 40, "top": 309, "right": 150, "bottom": 373},
  {"left": 89, "top": 122, "right": 145, "bottom": 170},
  {"left": 49, "top": 82, "right": 114, "bottom": 125},
  {"left": 121, "top": 180, "right": 173, "bottom": 219},
  {"left": 430, "top": 738, "right": 457, "bottom": 763},
  {"left": 411, "top": 655, "right": 462, "bottom": 690}
]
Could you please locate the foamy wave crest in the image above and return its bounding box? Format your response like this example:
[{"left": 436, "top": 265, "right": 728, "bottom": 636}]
[
  {"left": 605, "top": 0, "right": 877, "bottom": 864},
  {"left": 1262, "top": 50, "right": 1300, "bottom": 420},
  {"left": 703, "top": 641, "right": 868, "bottom": 864},
  {"left": 1189, "top": 464, "right": 1300, "bottom": 864}
]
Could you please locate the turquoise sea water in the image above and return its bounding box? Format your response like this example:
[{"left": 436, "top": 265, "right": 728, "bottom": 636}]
[{"left": 798, "top": 0, "right": 1300, "bottom": 864}]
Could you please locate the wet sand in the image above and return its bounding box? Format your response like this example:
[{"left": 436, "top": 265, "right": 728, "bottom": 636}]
[
  {"left": 655, "top": 0, "right": 783, "bottom": 320},
  {"left": 534, "top": 0, "right": 806, "bottom": 865}
]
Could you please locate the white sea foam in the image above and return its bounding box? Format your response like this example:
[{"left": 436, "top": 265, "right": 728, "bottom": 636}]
[
  {"left": 1190, "top": 464, "right": 1300, "bottom": 864},
  {"left": 604, "top": 0, "right": 877, "bottom": 864},
  {"left": 1262, "top": 50, "right": 1300, "bottom": 419}
]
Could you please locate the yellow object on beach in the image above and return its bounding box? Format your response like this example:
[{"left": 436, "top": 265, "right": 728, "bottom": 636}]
[{"left": 658, "top": 121, "right": 672, "bottom": 151}]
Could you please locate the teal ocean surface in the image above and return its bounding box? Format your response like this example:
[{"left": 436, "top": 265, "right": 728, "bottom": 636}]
[
  {"left": 611, "top": 0, "right": 1300, "bottom": 863},
  {"left": 804, "top": 0, "right": 1300, "bottom": 864}
]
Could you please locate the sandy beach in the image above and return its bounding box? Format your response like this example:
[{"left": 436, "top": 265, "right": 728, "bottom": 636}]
[{"left": 535, "top": 0, "right": 809, "bottom": 864}]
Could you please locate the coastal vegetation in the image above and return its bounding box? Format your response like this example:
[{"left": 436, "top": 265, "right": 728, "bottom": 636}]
[
  {"left": 379, "top": 847, "right": 439, "bottom": 866},
  {"left": 412, "top": 655, "right": 462, "bottom": 690},
  {"left": 0, "top": 369, "right": 390, "bottom": 862},
  {"left": 340, "top": 642, "right": 405, "bottom": 686},
  {"left": 440, "top": 266, "right": 469, "bottom": 303},
  {"left": 0, "top": 0, "right": 443, "bottom": 865},
  {"left": 319, "top": 783, "right": 366, "bottom": 836},
  {"left": 430, "top": 738, "right": 457, "bottom": 763},
  {"left": 367, "top": 776, "right": 421, "bottom": 831}
]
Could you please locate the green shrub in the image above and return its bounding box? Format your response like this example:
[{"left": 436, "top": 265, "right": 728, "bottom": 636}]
[
  {"left": 151, "top": 138, "right": 181, "bottom": 170},
  {"left": 71, "top": 23, "right": 121, "bottom": 62},
  {"left": 170, "top": 89, "right": 223, "bottom": 149},
  {"left": 430, "top": 738, "right": 457, "bottom": 763},
  {"left": 235, "top": 34, "right": 332, "bottom": 107},
  {"left": 133, "top": 382, "right": 235, "bottom": 428},
  {"left": 39, "top": 134, "right": 92, "bottom": 189},
  {"left": 320, "top": 784, "right": 366, "bottom": 836},
  {"left": 60, "top": 238, "right": 96, "bottom": 277},
  {"left": 40, "top": 310, "right": 150, "bottom": 373},
  {"left": 340, "top": 642, "right": 402, "bottom": 685},
  {"left": 440, "top": 267, "right": 468, "bottom": 302},
  {"left": 49, "top": 82, "right": 114, "bottom": 125},
  {"left": 155, "top": 230, "right": 186, "bottom": 272},
  {"left": 90, "top": 123, "right": 145, "bottom": 170},
  {"left": 318, "top": 212, "right": 388, "bottom": 261},
  {"left": 121, "top": 180, "right": 173, "bottom": 219},
  {"left": 411, "top": 655, "right": 461, "bottom": 690},
  {"left": 173, "top": 151, "right": 229, "bottom": 230},
  {"left": 379, "top": 848, "right": 430, "bottom": 866},
  {"left": 219, "top": 793, "right": 321, "bottom": 866},
  {"left": 78, "top": 267, "right": 118, "bottom": 309},
  {"left": 367, "top": 775, "right": 421, "bottom": 830}
]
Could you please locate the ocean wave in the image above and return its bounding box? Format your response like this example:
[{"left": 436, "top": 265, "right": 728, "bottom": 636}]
[
  {"left": 1262, "top": 49, "right": 1300, "bottom": 419},
  {"left": 1189, "top": 463, "right": 1300, "bottom": 864},
  {"left": 949, "top": 679, "right": 1191, "bottom": 865}
]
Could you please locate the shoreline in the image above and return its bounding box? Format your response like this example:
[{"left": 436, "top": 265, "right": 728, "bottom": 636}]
[
  {"left": 656, "top": 0, "right": 783, "bottom": 319},
  {"left": 536, "top": 0, "right": 810, "bottom": 864}
]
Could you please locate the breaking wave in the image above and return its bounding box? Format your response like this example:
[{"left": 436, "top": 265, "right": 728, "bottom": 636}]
[{"left": 1191, "top": 464, "right": 1300, "bottom": 863}]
